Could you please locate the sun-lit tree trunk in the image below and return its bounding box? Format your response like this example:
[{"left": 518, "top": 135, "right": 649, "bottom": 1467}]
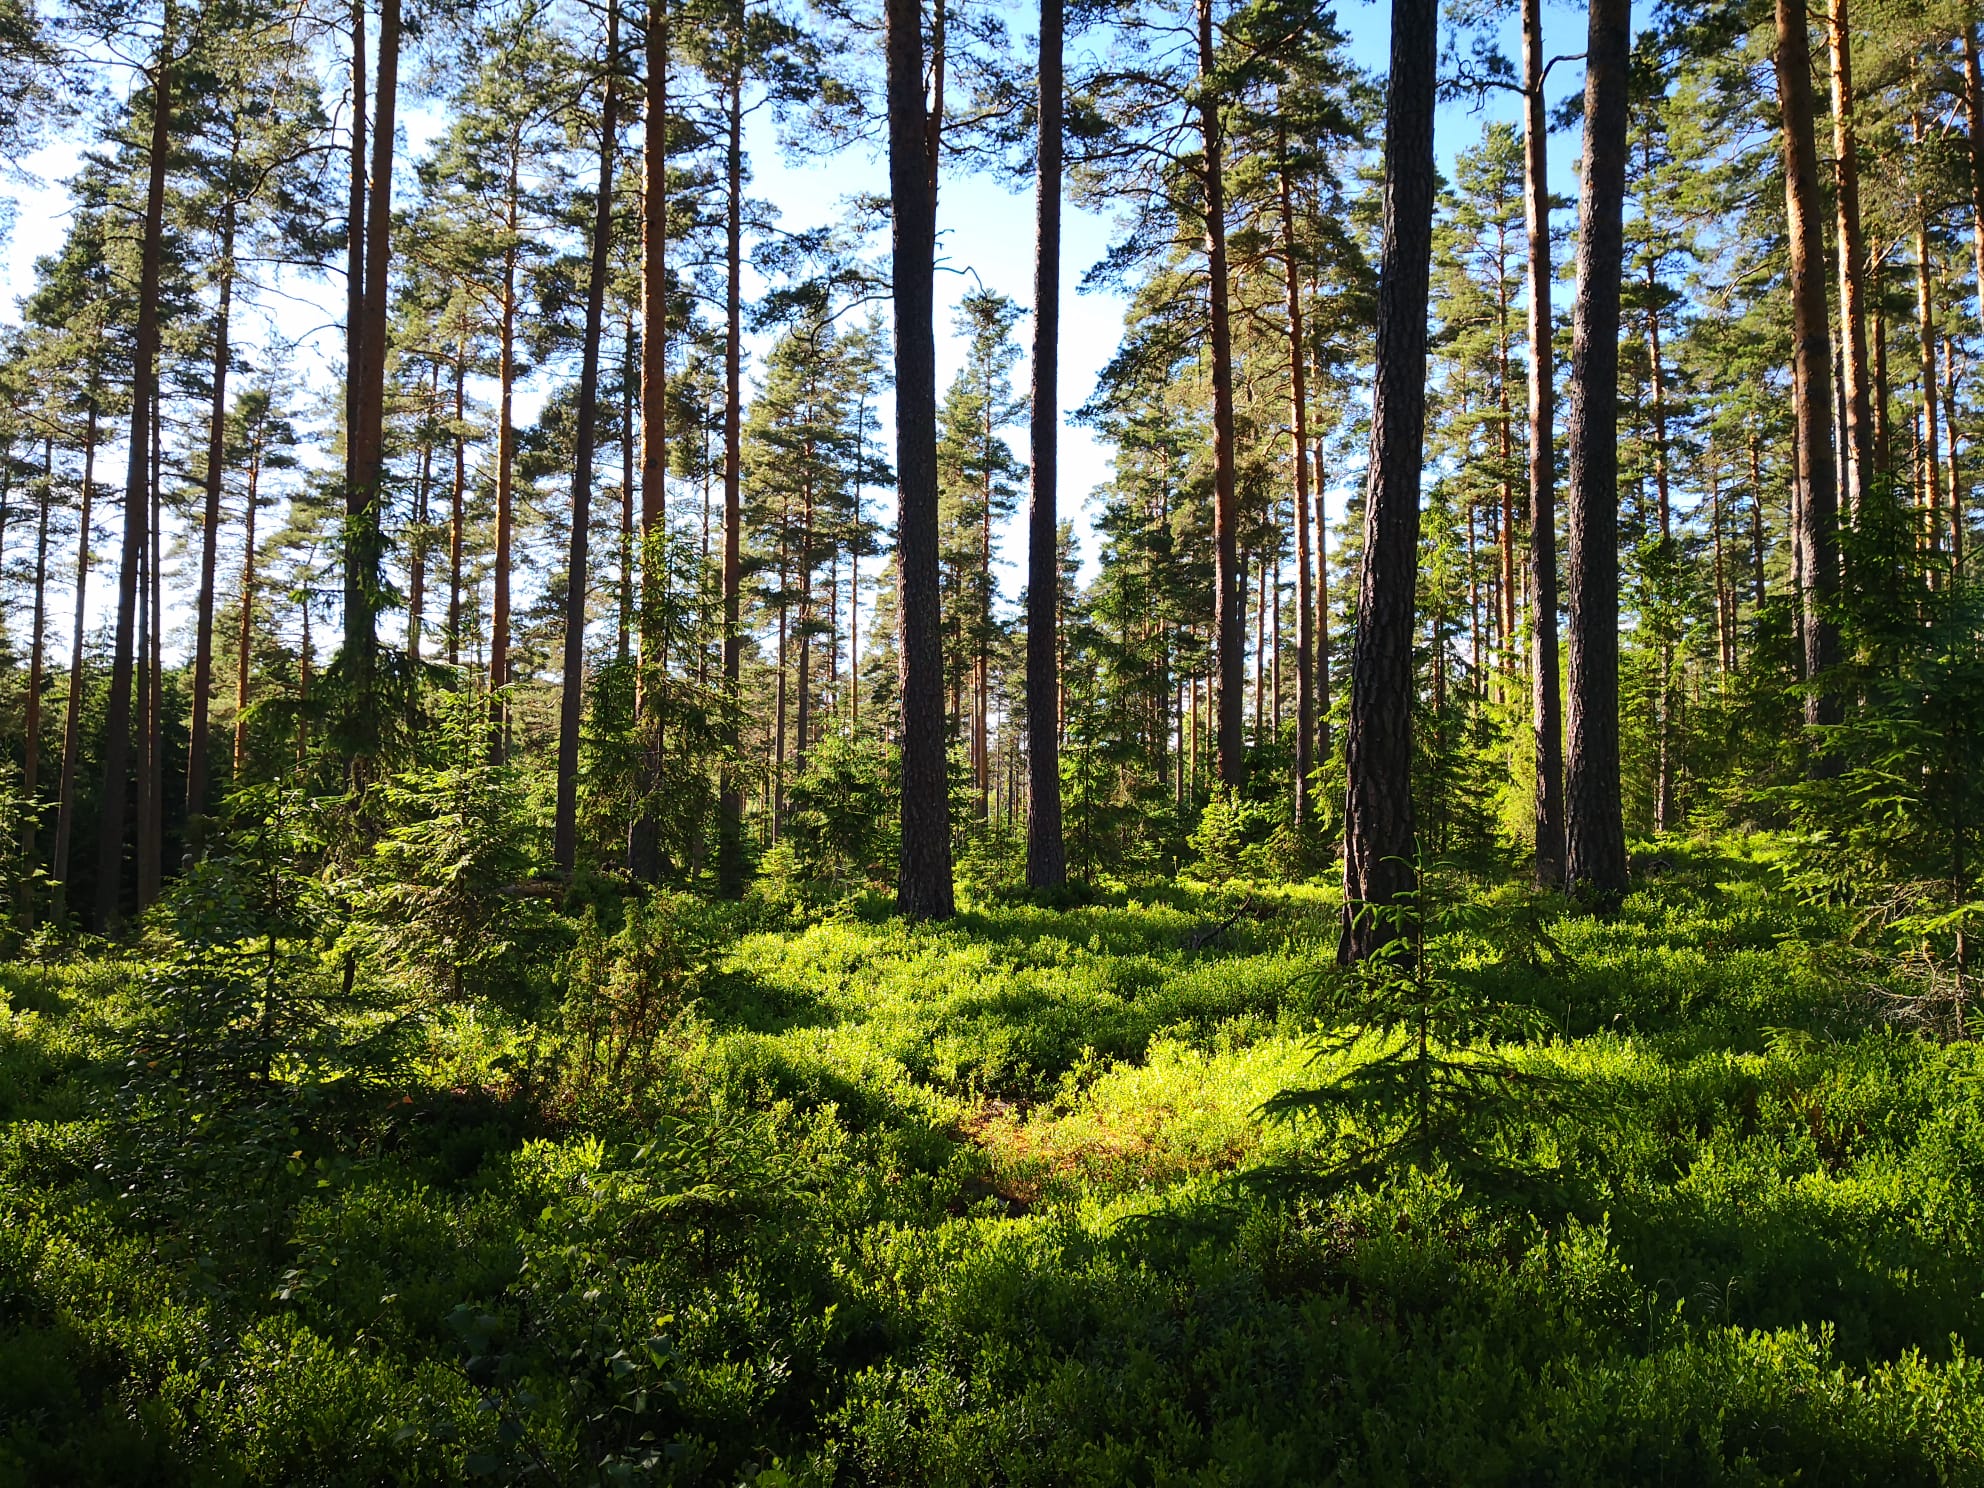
[
  {"left": 1778, "top": 0, "right": 1844, "bottom": 747},
  {"left": 888, "top": 0, "right": 954, "bottom": 918},
  {"left": 1915, "top": 186, "right": 1943, "bottom": 574},
  {"left": 345, "top": 0, "right": 399, "bottom": 704},
  {"left": 186, "top": 191, "right": 237, "bottom": 845},
  {"left": 96, "top": 20, "right": 174, "bottom": 930},
  {"left": 52, "top": 395, "right": 96, "bottom": 925},
  {"left": 1522, "top": 0, "right": 1564, "bottom": 888},
  {"left": 554, "top": 0, "right": 619, "bottom": 877},
  {"left": 1196, "top": 0, "right": 1243, "bottom": 789},
  {"left": 1830, "top": 0, "right": 1874, "bottom": 527},
  {"left": 487, "top": 149, "right": 521, "bottom": 747},
  {"left": 1339, "top": 0, "right": 1437, "bottom": 964},
  {"left": 1283, "top": 123, "right": 1314, "bottom": 827},
  {"left": 407, "top": 365, "right": 436, "bottom": 662},
  {"left": 233, "top": 421, "right": 265, "bottom": 778},
  {"left": 1563, "top": 0, "right": 1631, "bottom": 908},
  {"left": 21, "top": 442, "right": 50, "bottom": 912},
  {"left": 629, "top": 0, "right": 669, "bottom": 881},
  {"left": 717, "top": 59, "right": 747, "bottom": 896}
]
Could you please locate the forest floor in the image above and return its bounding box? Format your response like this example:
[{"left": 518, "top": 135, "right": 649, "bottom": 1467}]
[{"left": 6, "top": 839, "right": 1984, "bottom": 1484}]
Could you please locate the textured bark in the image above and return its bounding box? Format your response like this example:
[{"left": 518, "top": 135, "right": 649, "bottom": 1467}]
[
  {"left": 139, "top": 404, "right": 162, "bottom": 910},
  {"left": 1778, "top": 0, "right": 1842, "bottom": 741},
  {"left": 233, "top": 428, "right": 264, "bottom": 778},
  {"left": 488, "top": 173, "right": 519, "bottom": 753},
  {"left": 1563, "top": 0, "right": 1630, "bottom": 909},
  {"left": 1282, "top": 124, "right": 1314, "bottom": 831},
  {"left": 22, "top": 443, "right": 49, "bottom": 901},
  {"left": 345, "top": 0, "right": 398, "bottom": 692},
  {"left": 52, "top": 397, "right": 96, "bottom": 925},
  {"left": 716, "top": 64, "right": 747, "bottom": 896},
  {"left": 186, "top": 195, "right": 236, "bottom": 840},
  {"left": 1916, "top": 205, "right": 1942, "bottom": 569},
  {"left": 1965, "top": 27, "right": 1984, "bottom": 550},
  {"left": 554, "top": 0, "right": 618, "bottom": 877},
  {"left": 1197, "top": 0, "right": 1243, "bottom": 788},
  {"left": 887, "top": 0, "right": 955, "bottom": 918},
  {"left": 1024, "top": 0, "right": 1066, "bottom": 890},
  {"left": 1338, "top": 0, "right": 1436, "bottom": 964},
  {"left": 96, "top": 24, "right": 173, "bottom": 930},
  {"left": 1829, "top": 0, "right": 1874, "bottom": 526},
  {"left": 628, "top": 0, "right": 668, "bottom": 880},
  {"left": 1522, "top": 0, "right": 1564, "bottom": 889}
]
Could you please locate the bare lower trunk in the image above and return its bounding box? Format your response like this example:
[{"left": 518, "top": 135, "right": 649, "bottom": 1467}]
[
  {"left": 717, "top": 64, "right": 747, "bottom": 896},
  {"left": 186, "top": 201, "right": 235, "bottom": 842},
  {"left": 1025, "top": 0, "right": 1064, "bottom": 888},
  {"left": 1522, "top": 0, "right": 1564, "bottom": 888},
  {"left": 1199, "top": 0, "right": 1243, "bottom": 789},
  {"left": 1780, "top": 0, "right": 1844, "bottom": 746},
  {"left": 96, "top": 24, "right": 174, "bottom": 930},
  {"left": 1339, "top": 0, "right": 1437, "bottom": 963},
  {"left": 1563, "top": 0, "right": 1631, "bottom": 908},
  {"left": 888, "top": 0, "right": 954, "bottom": 917},
  {"left": 554, "top": 0, "right": 618, "bottom": 876},
  {"left": 1830, "top": 0, "right": 1874, "bottom": 526}
]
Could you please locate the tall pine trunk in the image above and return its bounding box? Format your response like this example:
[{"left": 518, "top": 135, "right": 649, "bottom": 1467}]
[
  {"left": 717, "top": 63, "right": 747, "bottom": 896},
  {"left": 345, "top": 0, "right": 398, "bottom": 708},
  {"left": 555, "top": 0, "right": 619, "bottom": 876},
  {"left": 21, "top": 444, "right": 50, "bottom": 918},
  {"left": 1778, "top": 0, "right": 1843, "bottom": 740},
  {"left": 1197, "top": 0, "right": 1243, "bottom": 789},
  {"left": 1830, "top": 0, "right": 1874, "bottom": 527},
  {"left": 1338, "top": 0, "right": 1436, "bottom": 964},
  {"left": 630, "top": 0, "right": 669, "bottom": 880},
  {"left": 1522, "top": 0, "right": 1565, "bottom": 888},
  {"left": 1563, "top": 0, "right": 1630, "bottom": 908},
  {"left": 186, "top": 193, "right": 236, "bottom": 843},
  {"left": 1281, "top": 121, "right": 1314, "bottom": 831},
  {"left": 1025, "top": 0, "right": 1065, "bottom": 889},
  {"left": 52, "top": 397, "right": 96, "bottom": 925},
  {"left": 489, "top": 168, "right": 520, "bottom": 749},
  {"left": 95, "top": 23, "right": 174, "bottom": 930},
  {"left": 887, "top": 0, "right": 954, "bottom": 918},
  {"left": 233, "top": 428, "right": 264, "bottom": 778}
]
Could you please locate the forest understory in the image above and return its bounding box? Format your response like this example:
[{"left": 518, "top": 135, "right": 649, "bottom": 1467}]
[{"left": 7, "top": 839, "right": 1984, "bottom": 1485}]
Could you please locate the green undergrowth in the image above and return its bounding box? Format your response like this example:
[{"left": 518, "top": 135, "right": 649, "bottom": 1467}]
[{"left": 6, "top": 846, "right": 1984, "bottom": 1484}]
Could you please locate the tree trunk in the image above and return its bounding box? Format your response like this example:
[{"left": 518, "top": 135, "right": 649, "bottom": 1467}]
[
  {"left": 1026, "top": 0, "right": 1064, "bottom": 888},
  {"left": 630, "top": 0, "right": 669, "bottom": 880},
  {"left": 52, "top": 397, "right": 96, "bottom": 925},
  {"left": 95, "top": 24, "right": 173, "bottom": 930},
  {"left": 233, "top": 427, "right": 264, "bottom": 778},
  {"left": 1964, "top": 26, "right": 1984, "bottom": 550},
  {"left": 1281, "top": 123, "right": 1315, "bottom": 830},
  {"left": 554, "top": 0, "right": 618, "bottom": 877},
  {"left": 717, "top": 61, "right": 747, "bottom": 896},
  {"left": 1563, "top": 0, "right": 1631, "bottom": 908},
  {"left": 1830, "top": 0, "right": 1874, "bottom": 527},
  {"left": 22, "top": 442, "right": 50, "bottom": 909},
  {"left": 1338, "top": 0, "right": 1437, "bottom": 963},
  {"left": 1197, "top": 0, "right": 1243, "bottom": 789},
  {"left": 480, "top": 189, "right": 511, "bottom": 745},
  {"left": 888, "top": 0, "right": 954, "bottom": 918},
  {"left": 1522, "top": 0, "right": 1564, "bottom": 888},
  {"left": 186, "top": 196, "right": 236, "bottom": 843},
  {"left": 139, "top": 400, "right": 163, "bottom": 909},
  {"left": 345, "top": 0, "right": 399, "bottom": 701},
  {"left": 1779, "top": 0, "right": 1842, "bottom": 747},
  {"left": 1916, "top": 196, "right": 1943, "bottom": 573},
  {"left": 407, "top": 364, "right": 436, "bottom": 661}
]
